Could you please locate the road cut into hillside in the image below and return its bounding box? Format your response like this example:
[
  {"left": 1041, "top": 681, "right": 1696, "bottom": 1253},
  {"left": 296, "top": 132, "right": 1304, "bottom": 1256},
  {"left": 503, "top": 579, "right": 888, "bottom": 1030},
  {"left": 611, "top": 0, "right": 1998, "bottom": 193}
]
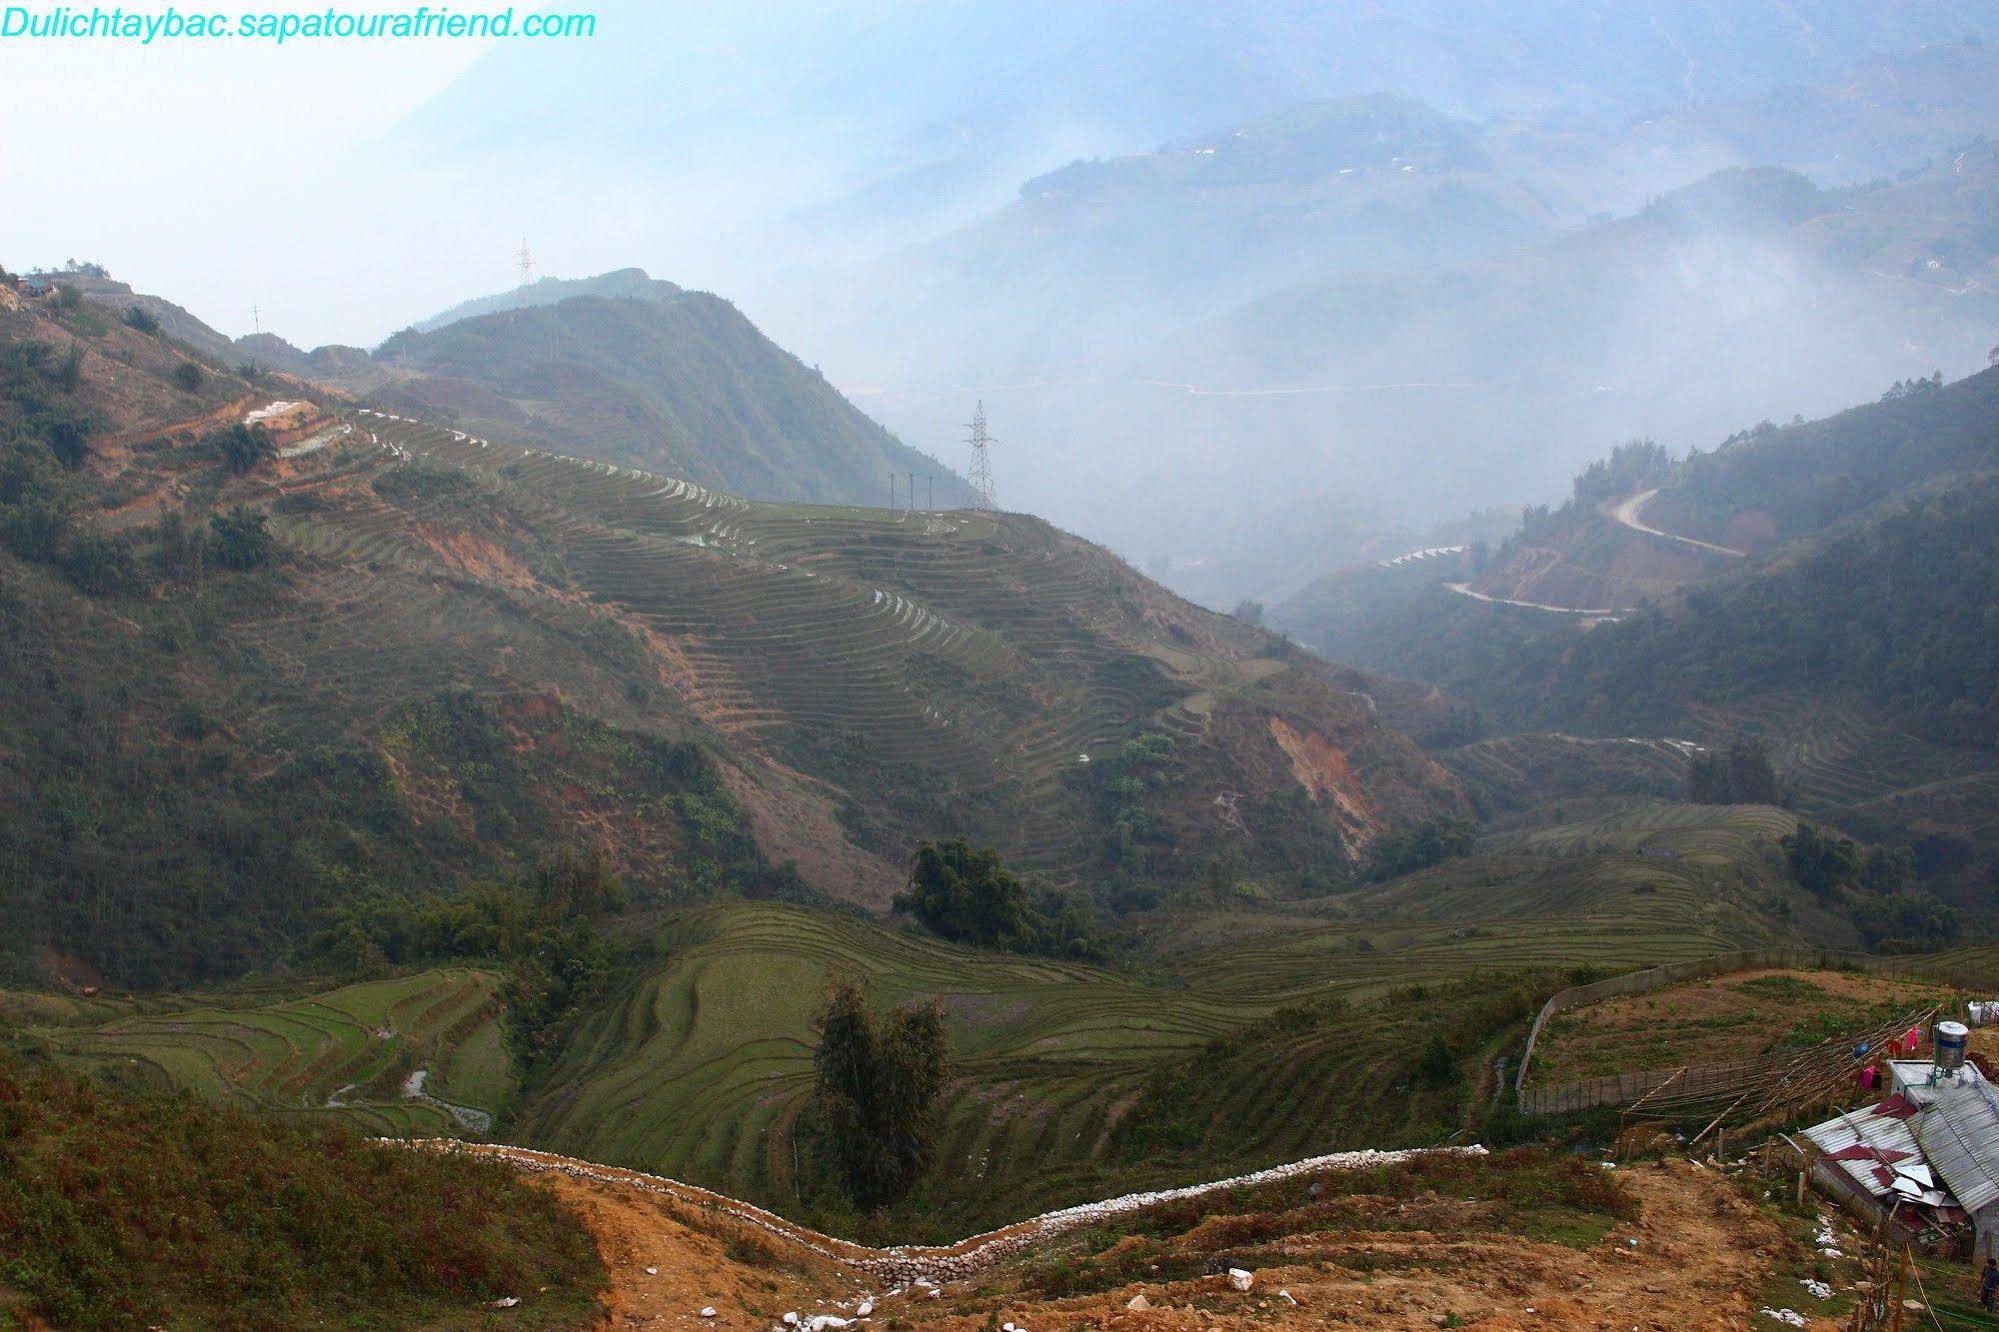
[
  {"left": 420, "top": 1143, "right": 1821, "bottom": 1330},
  {"left": 1606, "top": 490, "right": 1747, "bottom": 559}
]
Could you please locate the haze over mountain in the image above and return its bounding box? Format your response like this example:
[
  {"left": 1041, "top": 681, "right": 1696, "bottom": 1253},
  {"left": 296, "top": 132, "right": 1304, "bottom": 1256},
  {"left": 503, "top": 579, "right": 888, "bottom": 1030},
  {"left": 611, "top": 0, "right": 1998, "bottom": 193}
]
[
  {"left": 18, "top": 3, "right": 1999, "bottom": 610},
  {"left": 73, "top": 268, "right": 965, "bottom": 509}
]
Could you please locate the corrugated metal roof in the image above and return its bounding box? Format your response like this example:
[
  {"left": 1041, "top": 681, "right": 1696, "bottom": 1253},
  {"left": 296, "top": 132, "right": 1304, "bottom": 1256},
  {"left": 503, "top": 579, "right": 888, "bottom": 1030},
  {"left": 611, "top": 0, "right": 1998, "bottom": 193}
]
[
  {"left": 1914, "top": 1080, "right": 1999, "bottom": 1214},
  {"left": 1806, "top": 1107, "right": 1925, "bottom": 1199}
]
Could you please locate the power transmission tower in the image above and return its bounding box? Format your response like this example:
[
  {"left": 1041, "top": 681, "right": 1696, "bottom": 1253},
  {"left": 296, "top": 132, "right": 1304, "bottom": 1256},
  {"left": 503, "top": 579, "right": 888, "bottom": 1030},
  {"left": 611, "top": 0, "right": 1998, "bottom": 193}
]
[
  {"left": 966, "top": 401, "right": 997, "bottom": 510},
  {"left": 251, "top": 304, "right": 260, "bottom": 334},
  {"left": 515, "top": 239, "right": 534, "bottom": 306}
]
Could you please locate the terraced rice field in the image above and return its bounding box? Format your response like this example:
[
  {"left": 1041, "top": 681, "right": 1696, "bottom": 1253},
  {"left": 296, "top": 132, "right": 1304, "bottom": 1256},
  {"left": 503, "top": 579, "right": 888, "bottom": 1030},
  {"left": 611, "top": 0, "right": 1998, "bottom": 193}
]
[
  {"left": 516, "top": 813, "right": 1812, "bottom": 1232},
  {"left": 516, "top": 903, "right": 1266, "bottom": 1217},
  {"left": 1683, "top": 694, "right": 1993, "bottom": 813},
  {"left": 33, "top": 968, "right": 513, "bottom": 1137},
  {"left": 256, "top": 411, "right": 1343, "bottom": 887},
  {"left": 1487, "top": 797, "right": 1798, "bottom": 863}
]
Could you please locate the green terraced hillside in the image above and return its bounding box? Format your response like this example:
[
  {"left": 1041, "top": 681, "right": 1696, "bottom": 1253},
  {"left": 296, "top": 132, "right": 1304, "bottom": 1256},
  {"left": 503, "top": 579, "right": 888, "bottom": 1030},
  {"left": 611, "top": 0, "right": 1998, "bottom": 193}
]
[
  {"left": 510, "top": 805, "right": 1845, "bottom": 1235},
  {"left": 23, "top": 968, "right": 514, "bottom": 1138}
]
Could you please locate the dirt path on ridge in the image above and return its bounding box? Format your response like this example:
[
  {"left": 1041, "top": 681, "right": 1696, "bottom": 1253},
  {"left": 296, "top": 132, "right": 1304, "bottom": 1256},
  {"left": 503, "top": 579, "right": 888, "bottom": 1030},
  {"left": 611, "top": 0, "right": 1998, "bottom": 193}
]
[{"left": 469, "top": 1144, "right": 1816, "bottom": 1330}]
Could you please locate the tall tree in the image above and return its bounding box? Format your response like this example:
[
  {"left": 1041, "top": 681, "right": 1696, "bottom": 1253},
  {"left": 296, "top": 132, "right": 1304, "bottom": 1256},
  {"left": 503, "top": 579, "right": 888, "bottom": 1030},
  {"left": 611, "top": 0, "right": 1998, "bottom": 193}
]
[{"left": 811, "top": 983, "right": 946, "bottom": 1210}]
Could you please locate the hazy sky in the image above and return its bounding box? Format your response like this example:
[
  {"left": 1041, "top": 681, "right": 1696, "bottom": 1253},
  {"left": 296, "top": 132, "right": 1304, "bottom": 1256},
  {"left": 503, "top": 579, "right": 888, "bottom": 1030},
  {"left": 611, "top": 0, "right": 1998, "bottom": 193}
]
[{"left": 1, "top": 4, "right": 507, "bottom": 343}]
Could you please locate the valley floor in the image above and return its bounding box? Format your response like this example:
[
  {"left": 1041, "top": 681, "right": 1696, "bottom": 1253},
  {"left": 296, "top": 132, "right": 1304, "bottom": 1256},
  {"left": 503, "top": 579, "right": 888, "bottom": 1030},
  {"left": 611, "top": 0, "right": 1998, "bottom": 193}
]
[{"left": 476, "top": 1146, "right": 1819, "bottom": 1331}]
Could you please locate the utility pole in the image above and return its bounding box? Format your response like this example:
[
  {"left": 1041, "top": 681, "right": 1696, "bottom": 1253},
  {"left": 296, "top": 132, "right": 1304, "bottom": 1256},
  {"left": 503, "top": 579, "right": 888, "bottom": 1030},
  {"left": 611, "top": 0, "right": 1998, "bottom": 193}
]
[
  {"left": 907, "top": 472, "right": 916, "bottom": 511},
  {"left": 889, "top": 473, "right": 897, "bottom": 509},
  {"left": 966, "top": 401, "right": 997, "bottom": 510},
  {"left": 927, "top": 474, "right": 934, "bottom": 509}
]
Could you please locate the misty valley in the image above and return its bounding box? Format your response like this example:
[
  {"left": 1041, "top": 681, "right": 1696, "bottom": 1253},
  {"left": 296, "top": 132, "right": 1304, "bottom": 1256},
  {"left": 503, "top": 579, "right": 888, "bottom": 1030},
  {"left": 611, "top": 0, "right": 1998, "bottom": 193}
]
[{"left": 4, "top": 4, "right": 1999, "bottom": 1329}]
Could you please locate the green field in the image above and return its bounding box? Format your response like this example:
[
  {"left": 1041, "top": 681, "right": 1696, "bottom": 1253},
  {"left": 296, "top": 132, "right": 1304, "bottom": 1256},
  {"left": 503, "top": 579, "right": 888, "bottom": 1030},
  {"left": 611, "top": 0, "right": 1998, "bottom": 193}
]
[
  {"left": 0, "top": 799, "right": 1881, "bottom": 1236},
  {"left": 511, "top": 797, "right": 1839, "bottom": 1233},
  {"left": 18, "top": 968, "right": 515, "bottom": 1137}
]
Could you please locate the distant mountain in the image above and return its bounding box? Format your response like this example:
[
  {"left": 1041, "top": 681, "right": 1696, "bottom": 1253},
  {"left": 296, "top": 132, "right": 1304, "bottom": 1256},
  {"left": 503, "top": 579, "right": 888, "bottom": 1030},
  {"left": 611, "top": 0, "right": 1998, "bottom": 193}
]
[
  {"left": 392, "top": 1, "right": 1999, "bottom": 246},
  {"left": 366, "top": 280, "right": 967, "bottom": 506},
  {"left": 1149, "top": 149, "right": 1999, "bottom": 500},
  {"left": 411, "top": 268, "right": 676, "bottom": 333},
  {"left": 1273, "top": 362, "right": 1999, "bottom": 899}
]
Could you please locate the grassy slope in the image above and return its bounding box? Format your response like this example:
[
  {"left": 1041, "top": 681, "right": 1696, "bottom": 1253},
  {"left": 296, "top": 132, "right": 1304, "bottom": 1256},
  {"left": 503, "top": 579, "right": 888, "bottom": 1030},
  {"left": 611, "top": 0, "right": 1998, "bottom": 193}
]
[
  {"left": 0, "top": 1059, "right": 601, "bottom": 1332},
  {"left": 370, "top": 290, "right": 962, "bottom": 507},
  {"left": 17, "top": 968, "right": 515, "bottom": 1137},
  {"left": 509, "top": 797, "right": 1839, "bottom": 1236},
  {"left": 2, "top": 797, "right": 1864, "bottom": 1240}
]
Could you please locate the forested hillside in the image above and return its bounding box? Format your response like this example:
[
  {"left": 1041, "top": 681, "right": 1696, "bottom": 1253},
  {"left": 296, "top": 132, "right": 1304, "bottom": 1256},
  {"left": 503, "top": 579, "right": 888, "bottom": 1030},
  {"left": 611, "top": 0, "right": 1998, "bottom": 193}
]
[{"left": 0, "top": 278, "right": 1460, "bottom": 988}]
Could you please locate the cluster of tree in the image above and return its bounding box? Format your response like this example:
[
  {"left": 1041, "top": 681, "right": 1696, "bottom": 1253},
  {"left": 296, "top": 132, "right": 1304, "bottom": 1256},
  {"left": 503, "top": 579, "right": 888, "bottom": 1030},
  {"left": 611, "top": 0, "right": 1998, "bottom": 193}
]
[
  {"left": 209, "top": 422, "right": 273, "bottom": 475},
  {"left": 1851, "top": 893, "right": 1965, "bottom": 954},
  {"left": 893, "top": 839, "right": 1103, "bottom": 961},
  {"left": 1686, "top": 740, "right": 1780, "bottom": 804},
  {"left": 807, "top": 983, "right": 947, "bottom": 1210},
  {"left": 1671, "top": 364, "right": 1997, "bottom": 548},
  {"left": 309, "top": 851, "right": 629, "bottom": 1064},
  {"left": 1879, "top": 371, "right": 1943, "bottom": 402},
  {"left": 122, "top": 306, "right": 160, "bottom": 336},
  {"left": 1085, "top": 729, "right": 1180, "bottom": 876},
  {"left": 0, "top": 341, "right": 147, "bottom": 596},
  {"left": 1781, "top": 822, "right": 1911, "bottom": 897},
  {"left": 1507, "top": 439, "right": 1675, "bottom": 549},
  {"left": 1570, "top": 438, "right": 1673, "bottom": 507},
  {"left": 1361, "top": 815, "right": 1478, "bottom": 882}
]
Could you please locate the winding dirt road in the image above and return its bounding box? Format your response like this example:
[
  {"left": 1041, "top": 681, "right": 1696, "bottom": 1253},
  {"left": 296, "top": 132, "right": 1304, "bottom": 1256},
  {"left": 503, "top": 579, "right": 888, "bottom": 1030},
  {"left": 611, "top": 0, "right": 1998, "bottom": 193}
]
[
  {"left": 1446, "top": 582, "right": 1626, "bottom": 617},
  {"left": 1607, "top": 490, "right": 1746, "bottom": 558}
]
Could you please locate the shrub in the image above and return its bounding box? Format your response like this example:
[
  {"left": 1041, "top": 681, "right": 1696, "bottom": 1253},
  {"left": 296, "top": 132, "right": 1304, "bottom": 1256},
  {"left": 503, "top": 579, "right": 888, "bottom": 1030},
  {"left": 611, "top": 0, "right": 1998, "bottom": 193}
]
[
  {"left": 153, "top": 507, "right": 206, "bottom": 582},
  {"left": 36, "top": 402, "right": 92, "bottom": 469},
  {"left": 209, "top": 422, "right": 272, "bottom": 474},
  {"left": 0, "top": 1058, "right": 603, "bottom": 1330},
  {"left": 1363, "top": 816, "right": 1479, "bottom": 881},
  {"left": 208, "top": 504, "right": 274, "bottom": 570},
  {"left": 0, "top": 493, "right": 74, "bottom": 563},
  {"left": 172, "top": 361, "right": 204, "bottom": 393},
  {"left": 122, "top": 305, "right": 160, "bottom": 335},
  {"left": 61, "top": 530, "right": 143, "bottom": 596}
]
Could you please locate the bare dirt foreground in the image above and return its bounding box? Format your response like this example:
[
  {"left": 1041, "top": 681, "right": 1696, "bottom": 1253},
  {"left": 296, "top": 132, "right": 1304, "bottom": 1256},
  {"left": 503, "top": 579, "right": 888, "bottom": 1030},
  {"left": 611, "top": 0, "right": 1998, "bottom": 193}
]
[{"left": 463, "top": 1146, "right": 1819, "bottom": 1331}]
